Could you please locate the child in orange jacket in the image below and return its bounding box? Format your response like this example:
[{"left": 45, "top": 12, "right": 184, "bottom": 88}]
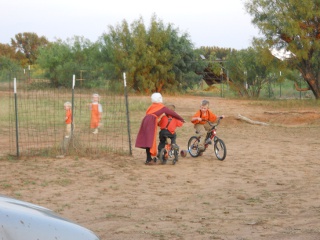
[
  {"left": 89, "top": 93, "right": 103, "bottom": 134},
  {"left": 191, "top": 99, "right": 224, "bottom": 151},
  {"left": 157, "top": 104, "right": 184, "bottom": 155}
]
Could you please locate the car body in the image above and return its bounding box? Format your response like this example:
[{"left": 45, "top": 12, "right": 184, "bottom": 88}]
[{"left": 0, "top": 194, "right": 100, "bottom": 240}]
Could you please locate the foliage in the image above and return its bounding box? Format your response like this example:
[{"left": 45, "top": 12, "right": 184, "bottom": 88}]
[
  {"left": 36, "top": 37, "right": 100, "bottom": 87},
  {"left": 225, "top": 46, "right": 279, "bottom": 98},
  {"left": 0, "top": 43, "right": 27, "bottom": 68},
  {"left": 10, "top": 32, "right": 49, "bottom": 66},
  {"left": 99, "top": 15, "right": 198, "bottom": 93},
  {"left": 0, "top": 43, "right": 16, "bottom": 59},
  {"left": 245, "top": 0, "right": 320, "bottom": 99},
  {"left": 0, "top": 56, "right": 20, "bottom": 74},
  {"left": 199, "top": 46, "right": 232, "bottom": 62}
]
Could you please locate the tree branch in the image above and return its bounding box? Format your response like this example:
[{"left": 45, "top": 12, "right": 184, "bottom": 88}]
[
  {"left": 294, "top": 82, "right": 310, "bottom": 92},
  {"left": 236, "top": 114, "right": 269, "bottom": 126}
]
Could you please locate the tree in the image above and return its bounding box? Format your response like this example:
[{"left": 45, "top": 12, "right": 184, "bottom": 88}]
[
  {"left": 245, "top": 0, "right": 320, "bottom": 99},
  {"left": 37, "top": 37, "right": 99, "bottom": 87},
  {"left": 99, "top": 15, "right": 196, "bottom": 93},
  {"left": 36, "top": 40, "right": 72, "bottom": 87},
  {"left": 0, "top": 43, "right": 28, "bottom": 66},
  {"left": 0, "top": 43, "right": 16, "bottom": 59},
  {"left": 11, "top": 32, "right": 49, "bottom": 66}
]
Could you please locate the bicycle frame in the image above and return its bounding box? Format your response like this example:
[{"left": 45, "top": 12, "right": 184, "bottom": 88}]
[{"left": 204, "top": 119, "right": 220, "bottom": 146}]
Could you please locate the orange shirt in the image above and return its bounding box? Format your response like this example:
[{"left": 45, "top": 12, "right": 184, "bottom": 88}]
[
  {"left": 158, "top": 115, "right": 183, "bottom": 134},
  {"left": 65, "top": 109, "right": 72, "bottom": 124},
  {"left": 191, "top": 109, "right": 217, "bottom": 124},
  {"left": 90, "top": 102, "right": 102, "bottom": 128}
]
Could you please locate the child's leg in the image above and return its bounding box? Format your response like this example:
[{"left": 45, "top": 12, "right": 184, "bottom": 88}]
[
  {"left": 145, "top": 148, "right": 152, "bottom": 163},
  {"left": 171, "top": 133, "right": 177, "bottom": 144},
  {"left": 194, "top": 124, "right": 206, "bottom": 149},
  {"left": 158, "top": 130, "right": 166, "bottom": 153},
  {"left": 170, "top": 133, "right": 179, "bottom": 150},
  {"left": 65, "top": 124, "right": 71, "bottom": 138}
]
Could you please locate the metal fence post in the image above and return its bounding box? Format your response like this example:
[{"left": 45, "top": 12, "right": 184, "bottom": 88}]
[
  {"left": 14, "top": 78, "right": 20, "bottom": 157},
  {"left": 123, "top": 72, "right": 132, "bottom": 155}
]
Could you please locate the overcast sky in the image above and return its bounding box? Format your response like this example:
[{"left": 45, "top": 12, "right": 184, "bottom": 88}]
[{"left": 1, "top": 0, "right": 261, "bottom": 50}]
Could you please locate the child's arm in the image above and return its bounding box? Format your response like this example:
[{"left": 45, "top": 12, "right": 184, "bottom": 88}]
[
  {"left": 191, "top": 110, "right": 202, "bottom": 123},
  {"left": 191, "top": 116, "right": 202, "bottom": 122},
  {"left": 177, "top": 119, "right": 184, "bottom": 127}
]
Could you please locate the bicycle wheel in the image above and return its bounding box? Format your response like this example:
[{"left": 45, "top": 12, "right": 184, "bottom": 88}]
[
  {"left": 214, "top": 138, "right": 227, "bottom": 161},
  {"left": 159, "top": 148, "right": 168, "bottom": 164},
  {"left": 187, "top": 136, "right": 200, "bottom": 157},
  {"left": 172, "top": 149, "right": 178, "bottom": 165}
]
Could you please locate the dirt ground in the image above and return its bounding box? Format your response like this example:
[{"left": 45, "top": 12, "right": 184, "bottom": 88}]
[{"left": 1, "top": 95, "right": 320, "bottom": 240}]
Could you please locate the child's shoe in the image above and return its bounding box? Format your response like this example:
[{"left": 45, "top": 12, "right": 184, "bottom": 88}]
[
  {"left": 171, "top": 143, "right": 179, "bottom": 150},
  {"left": 145, "top": 159, "right": 155, "bottom": 165},
  {"left": 92, "top": 129, "right": 98, "bottom": 134}
]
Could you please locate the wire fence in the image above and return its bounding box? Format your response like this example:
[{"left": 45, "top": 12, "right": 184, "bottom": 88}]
[
  {"left": 0, "top": 70, "right": 132, "bottom": 158},
  {"left": 0, "top": 68, "right": 314, "bottom": 158}
]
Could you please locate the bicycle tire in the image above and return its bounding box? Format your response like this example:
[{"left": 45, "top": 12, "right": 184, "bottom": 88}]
[
  {"left": 172, "top": 149, "right": 178, "bottom": 165},
  {"left": 214, "top": 138, "right": 227, "bottom": 161},
  {"left": 187, "top": 136, "right": 200, "bottom": 157},
  {"left": 159, "top": 148, "right": 168, "bottom": 164}
]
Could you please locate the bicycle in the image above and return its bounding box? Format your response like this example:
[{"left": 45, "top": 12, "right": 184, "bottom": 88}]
[
  {"left": 187, "top": 117, "right": 227, "bottom": 160},
  {"left": 158, "top": 136, "right": 180, "bottom": 165}
]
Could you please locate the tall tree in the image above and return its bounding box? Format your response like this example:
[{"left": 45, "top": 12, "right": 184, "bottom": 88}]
[
  {"left": 99, "top": 15, "right": 196, "bottom": 93},
  {"left": 37, "top": 37, "right": 98, "bottom": 87},
  {"left": 11, "top": 32, "right": 49, "bottom": 66},
  {"left": 245, "top": 0, "right": 320, "bottom": 99},
  {"left": 36, "top": 40, "right": 72, "bottom": 87}
]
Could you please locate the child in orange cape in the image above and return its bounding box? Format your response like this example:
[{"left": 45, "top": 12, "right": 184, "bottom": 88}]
[{"left": 135, "top": 93, "right": 185, "bottom": 165}]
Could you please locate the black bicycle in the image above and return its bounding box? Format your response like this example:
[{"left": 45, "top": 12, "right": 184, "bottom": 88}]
[{"left": 187, "top": 117, "right": 226, "bottom": 160}]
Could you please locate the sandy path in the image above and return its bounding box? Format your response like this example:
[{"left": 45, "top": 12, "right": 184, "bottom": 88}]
[{"left": 1, "top": 96, "right": 320, "bottom": 240}]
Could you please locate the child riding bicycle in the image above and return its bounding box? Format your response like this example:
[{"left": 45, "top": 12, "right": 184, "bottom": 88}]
[
  {"left": 191, "top": 99, "right": 224, "bottom": 151},
  {"left": 135, "top": 93, "right": 185, "bottom": 165},
  {"left": 157, "top": 104, "right": 184, "bottom": 157}
]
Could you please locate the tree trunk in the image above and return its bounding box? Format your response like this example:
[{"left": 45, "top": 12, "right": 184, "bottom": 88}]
[{"left": 303, "top": 69, "right": 320, "bottom": 99}]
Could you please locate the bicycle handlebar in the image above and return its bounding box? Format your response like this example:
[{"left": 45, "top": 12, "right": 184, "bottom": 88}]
[
  {"left": 205, "top": 116, "right": 223, "bottom": 128},
  {"left": 204, "top": 116, "right": 223, "bottom": 124}
]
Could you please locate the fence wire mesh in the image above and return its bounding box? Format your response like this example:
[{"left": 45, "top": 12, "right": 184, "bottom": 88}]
[{"left": 0, "top": 70, "right": 131, "bottom": 158}]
